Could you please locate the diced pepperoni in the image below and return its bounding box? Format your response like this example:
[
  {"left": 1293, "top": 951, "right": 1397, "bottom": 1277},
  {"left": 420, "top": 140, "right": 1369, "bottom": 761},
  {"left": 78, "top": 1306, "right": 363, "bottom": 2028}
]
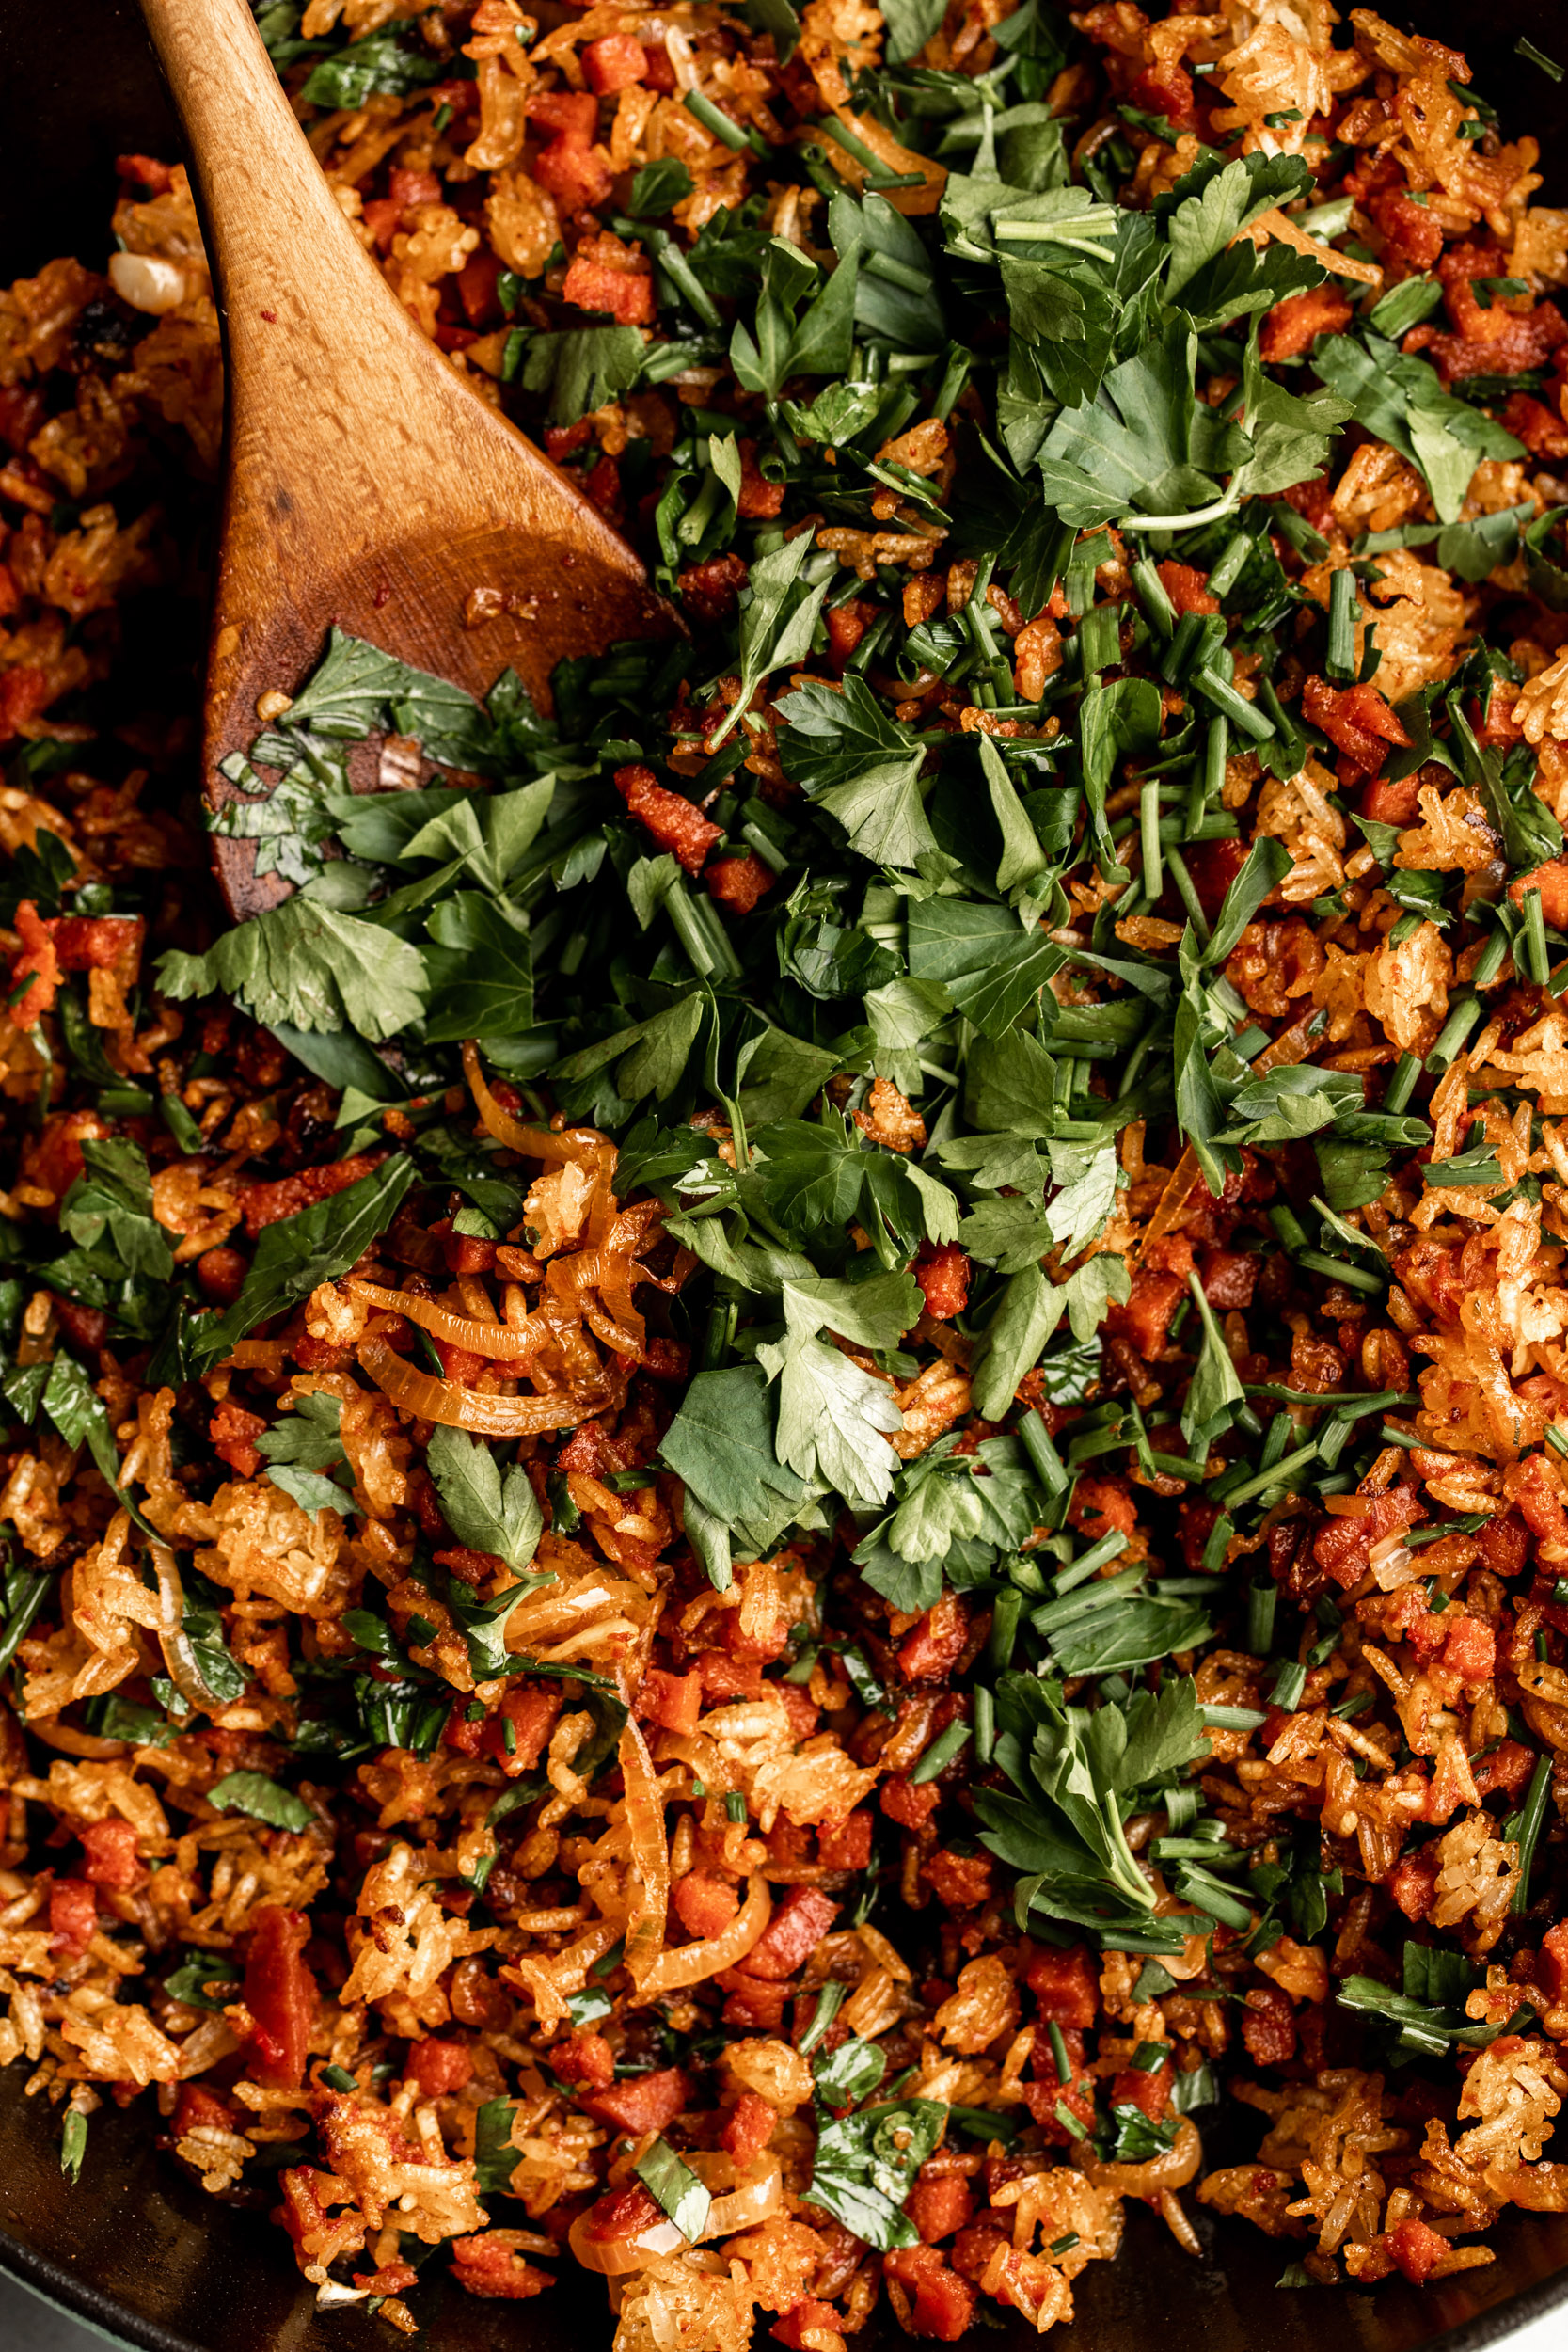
[
  {"left": 1106, "top": 1266, "right": 1184, "bottom": 1361},
  {"left": 582, "top": 32, "right": 648, "bottom": 90},
  {"left": 880, "top": 1773, "right": 942, "bottom": 1830},
  {"left": 1241, "top": 1982, "right": 1296, "bottom": 2067},
  {"left": 80, "top": 1819, "right": 141, "bottom": 1890},
  {"left": 720, "top": 1972, "right": 791, "bottom": 2029},
  {"left": 721, "top": 2090, "right": 777, "bottom": 2168},
  {"left": 1110, "top": 2058, "right": 1172, "bottom": 2121},
  {"left": 8, "top": 899, "right": 58, "bottom": 1026},
  {"left": 614, "top": 763, "right": 721, "bottom": 875},
  {"left": 211, "top": 1400, "right": 266, "bottom": 1480},
  {"left": 1023, "top": 1946, "right": 1099, "bottom": 2027},
  {"left": 1302, "top": 675, "right": 1412, "bottom": 777},
  {"left": 736, "top": 439, "right": 785, "bottom": 521},
  {"left": 53, "top": 914, "right": 143, "bottom": 971},
  {"left": 196, "top": 1247, "right": 247, "bottom": 1306},
  {"left": 450, "top": 2233, "right": 553, "bottom": 2300},
  {"left": 455, "top": 247, "right": 505, "bottom": 328},
  {"left": 562, "top": 253, "right": 655, "bottom": 325},
  {"left": 0, "top": 668, "right": 51, "bottom": 742},
  {"left": 55, "top": 1297, "right": 109, "bottom": 1355},
  {"left": 1475, "top": 1514, "right": 1528, "bottom": 1579},
  {"left": 1472, "top": 1740, "right": 1534, "bottom": 1801},
  {"left": 677, "top": 552, "right": 748, "bottom": 624},
  {"left": 706, "top": 853, "right": 774, "bottom": 914},
  {"left": 1539, "top": 1921, "right": 1568, "bottom": 2002},
  {"left": 482, "top": 1685, "right": 564, "bottom": 1777},
  {"left": 777, "top": 1683, "right": 820, "bottom": 1740},
  {"left": 585, "top": 2183, "right": 665, "bottom": 2241},
  {"left": 673, "top": 1867, "right": 740, "bottom": 1942},
  {"left": 406, "top": 2037, "right": 473, "bottom": 2096},
  {"left": 1199, "top": 1248, "right": 1256, "bottom": 1311},
  {"left": 118, "top": 151, "right": 175, "bottom": 194},
  {"left": 817, "top": 1809, "right": 873, "bottom": 1870},
  {"left": 1361, "top": 773, "right": 1423, "bottom": 827},
  {"left": 635, "top": 1666, "right": 703, "bottom": 1736},
  {"left": 49, "top": 1877, "right": 98, "bottom": 1956},
  {"left": 1022, "top": 2066, "right": 1096, "bottom": 2145},
  {"left": 245, "top": 1905, "right": 318, "bottom": 2090},
  {"left": 1369, "top": 186, "right": 1444, "bottom": 271},
  {"left": 578, "top": 2064, "right": 691, "bottom": 2134},
  {"left": 739, "top": 1886, "right": 839, "bottom": 1980},
  {"left": 914, "top": 1243, "right": 970, "bottom": 1322},
  {"left": 898, "top": 1594, "right": 969, "bottom": 1682},
  {"left": 1387, "top": 1850, "right": 1440, "bottom": 1920},
  {"left": 1156, "top": 560, "right": 1217, "bottom": 616},
  {"left": 1440, "top": 1614, "right": 1495, "bottom": 1684},
  {"left": 1509, "top": 856, "right": 1568, "bottom": 930},
  {"left": 1069, "top": 1475, "right": 1137, "bottom": 1542},
  {"left": 1312, "top": 1486, "right": 1422, "bottom": 1589},
  {"left": 1387, "top": 2216, "right": 1449, "bottom": 2285},
  {"left": 700, "top": 1651, "right": 765, "bottom": 1704},
  {"left": 824, "top": 599, "right": 873, "bottom": 668},
  {"left": 1259, "top": 284, "right": 1353, "bottom": 361},
  {"left": 882, "top": 2246, "right": 977, "bottom": 2341},
  {"left": 238, "top": 1153, "right": 382, "bottom": 1238},
  {"left": 924, "top": 1849, "right": 993, "bottom": 1910},
  {"left": 905, "top": 2172, "right": 974, "bottom": 2244},
  {"left": 529, "top": 91, "right": 612, "bottom": 212},
  {"left": 443, "top": 1704, "right": 485, "bottom": 1756},
  {"left": 551, "top": 2029, "right": 615, "bottom": 2091},
  {"left": 1500, "top": 390, "right": 1568, "bottom": 461}
]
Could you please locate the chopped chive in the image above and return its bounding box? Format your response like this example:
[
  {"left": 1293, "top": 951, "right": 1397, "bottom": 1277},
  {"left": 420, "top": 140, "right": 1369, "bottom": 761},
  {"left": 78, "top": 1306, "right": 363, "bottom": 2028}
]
[
  {"left": 1268, "top": 1202, "right": 1310, "bottom": 1254},
  {"left": 1132, "top": 558, "right": 1177, "bottom": 639},
  {"left": 988, "top": 1586, "right": 1022, "bottom": 1674},
  {"left": 1269, "top": 1659, "right": 1307, "bottom": 1712},
  {"left": 1325, "top": 568, "right": 1359, "bottom": 681},
  {"left": 1048, "top": 2022, "right": 1071, "bottom": 2082},
  {"left": 911, "top": 1719, "right": 972, "bottom": 1784},
  {"left": 1332, "top": 1691, "right": 1372, "bottom": 1719},
  {"left": 1207, "top": 532, "right": 1251, "bottom": 600},
  {"left": 1050, "top": 2232, "right": 1081, "bottom": 2255},
  {"left": 1292, "top": 1249, "right": 1386, "bottom": 1295},
  {"left": 1017, "top": 1407, "right": 1069, "bottom": 1495},
  {"left": 1522, "top": 886, "right": 1550, "bottom": 985},
  {"left": 1199, "top": 1704, "right": 1268, "bottom": 1730},
  {"left": 321, "top": 2064, "right": 357, "bottom": 2092},
  {"left": 1510, "top": 1755, "right": 1553, "bottom": 1910},
  {"left": 1164, "top": 842, "right": 1210, "bottom": 944},
  {"left": 1219, "top": 1442, "right": 1321, "bottom": 1510},
  {"left": 1516, "top": 37, "right": 1563, "bottom": 81},
  {"left": 974, "top": 1683, "right": 995, "bottom": 1767},
  {"left": 1191, "top": 667, "right": 1275, "bottom": 740},
  {"left": 1201, "top": 1512, "right": 1234, "bottom": 1574},
  {"left": 1471, "top": 924, "right": 1510, "bottom": 988},
  {"left": 60, "top": 2109, "right": 87, "bottom": 2185},
  {"left": 1545, "top": 1424, "right": 1568, "bottom": 1461},
  {"left": 1427, "top": 992, "right": 1481, "bottom": 1071},
  {"left": 683, "top": 87, "right": 765, "bottom": 153},
  {"left": 725, "top": 1789, "right": 747, "bottom": 1822},
  {"left": 1245, "top": 1581, "right": 1276, "bottom": 1655},
  {"left": 1384, "top": 1051, "right": 1421, "bottom": 1113},
  {"left": 1053, "top": 2098, "right": 1088, "bottom": 2140}
]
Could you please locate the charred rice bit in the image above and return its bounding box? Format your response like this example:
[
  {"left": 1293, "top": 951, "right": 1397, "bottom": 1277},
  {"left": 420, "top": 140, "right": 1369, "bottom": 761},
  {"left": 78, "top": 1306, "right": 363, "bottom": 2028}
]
[{"left": 4, "top": 0, "right": 1568, "bottom": 2346}]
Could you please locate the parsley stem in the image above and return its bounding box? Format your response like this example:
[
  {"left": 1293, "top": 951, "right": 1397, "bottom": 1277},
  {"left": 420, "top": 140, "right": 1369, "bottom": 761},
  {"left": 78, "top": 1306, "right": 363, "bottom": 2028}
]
[
  {"left": 1164, "top": 842, "right": 1209, "bottom": 945},
  {"left": 932, "top": 345, "right": 974, "bottom": 421},
  {"left": 1510, "top": 1754, "right": 1552, "bottom": 1911},
  {"left": 1123, "top": 483, "right": 1242, "bottom": 534},
  {"left": 643, "top": 226, "right": 721, "bottom": 329},
  {"left": 1140, "top": 779, "right": 1163, "bottom": 903},
  {"left": 1292, "top": 1249, "right": 1386, "bottom": 1294},
  {"left": 910, "top": 1718, "right": 971, "bottom": 1784},
  {"left": 863, "top": 248, "right": 931, "bottom": 296},
  {"left": 1384, "top": 1050, "right": 1422, "bottom": 1113}
]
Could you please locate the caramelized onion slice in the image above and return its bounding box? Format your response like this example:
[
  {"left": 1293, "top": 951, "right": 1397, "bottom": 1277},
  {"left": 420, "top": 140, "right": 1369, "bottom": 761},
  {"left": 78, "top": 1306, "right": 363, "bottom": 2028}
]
[
  {"left": 348, "top": 1279, "right": 544, "bottom": 1362},
  {"left": 634, "top": 1874, "right": 771, "bottom": 2000},
  {"left": 567, "top": 2210, "right": 686, "bottom": 2276},
  {"left": 618, "top": 1718, "right": 671, "bottom": 1993},
  {"left": 705, "top": 2165, "right": 784, "bottom": 2238},
  {"left": 1072, "top": 2116, "right": 1201, "bottom": 2197},
  {"left": 357, "top": 1334, "right": 599, "bottom": 1437},
  {"left": 463, "top": 1040, "right": 615, "bottom": 1174}
]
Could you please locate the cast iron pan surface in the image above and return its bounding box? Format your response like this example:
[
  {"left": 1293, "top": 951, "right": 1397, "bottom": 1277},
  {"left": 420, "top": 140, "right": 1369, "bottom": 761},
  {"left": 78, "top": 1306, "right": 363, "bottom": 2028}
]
[{"left": 2, "top": 2, "right": 1568, "bottom": 2347}]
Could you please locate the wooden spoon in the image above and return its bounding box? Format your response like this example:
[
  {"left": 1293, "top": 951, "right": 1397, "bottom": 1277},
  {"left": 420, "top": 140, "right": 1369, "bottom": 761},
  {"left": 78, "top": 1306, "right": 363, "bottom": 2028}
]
[{"left": 137, "top": 0, "right": 675, "bottom": 921}]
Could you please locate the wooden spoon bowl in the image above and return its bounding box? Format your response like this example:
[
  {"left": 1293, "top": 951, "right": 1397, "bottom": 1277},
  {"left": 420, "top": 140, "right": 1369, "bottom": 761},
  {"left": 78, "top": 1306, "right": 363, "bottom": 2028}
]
[{"left": 139, "top": 0, "right": 676, "bottom": 923}]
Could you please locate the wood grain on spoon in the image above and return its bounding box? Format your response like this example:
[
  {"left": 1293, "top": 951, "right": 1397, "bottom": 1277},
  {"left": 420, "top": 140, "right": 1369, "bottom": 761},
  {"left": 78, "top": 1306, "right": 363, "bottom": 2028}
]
[{"left": 138, "top": 0, "right": 676, "bottom": 922}]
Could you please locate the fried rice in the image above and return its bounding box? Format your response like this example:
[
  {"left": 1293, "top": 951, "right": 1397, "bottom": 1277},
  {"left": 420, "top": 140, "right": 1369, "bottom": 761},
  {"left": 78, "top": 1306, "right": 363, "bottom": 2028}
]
[{"left": 3, "top": 0, "right": 1568, "bottom": 2344}]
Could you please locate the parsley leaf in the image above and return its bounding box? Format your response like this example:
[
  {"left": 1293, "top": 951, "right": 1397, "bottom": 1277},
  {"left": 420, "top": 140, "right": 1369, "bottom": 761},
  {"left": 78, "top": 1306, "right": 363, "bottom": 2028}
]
[
  {"left": 190, "top": 1157, "right": 417, "bottom": 1372},
  {"left": 208, "top": 1771, "right": 315, "bottom": 1834},
  {"left": 427, "top": 1423, "right": 545, "bottom": 1574},
  {"left": 158, "top": 892, "right": 428, "bottom": 1041}
]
